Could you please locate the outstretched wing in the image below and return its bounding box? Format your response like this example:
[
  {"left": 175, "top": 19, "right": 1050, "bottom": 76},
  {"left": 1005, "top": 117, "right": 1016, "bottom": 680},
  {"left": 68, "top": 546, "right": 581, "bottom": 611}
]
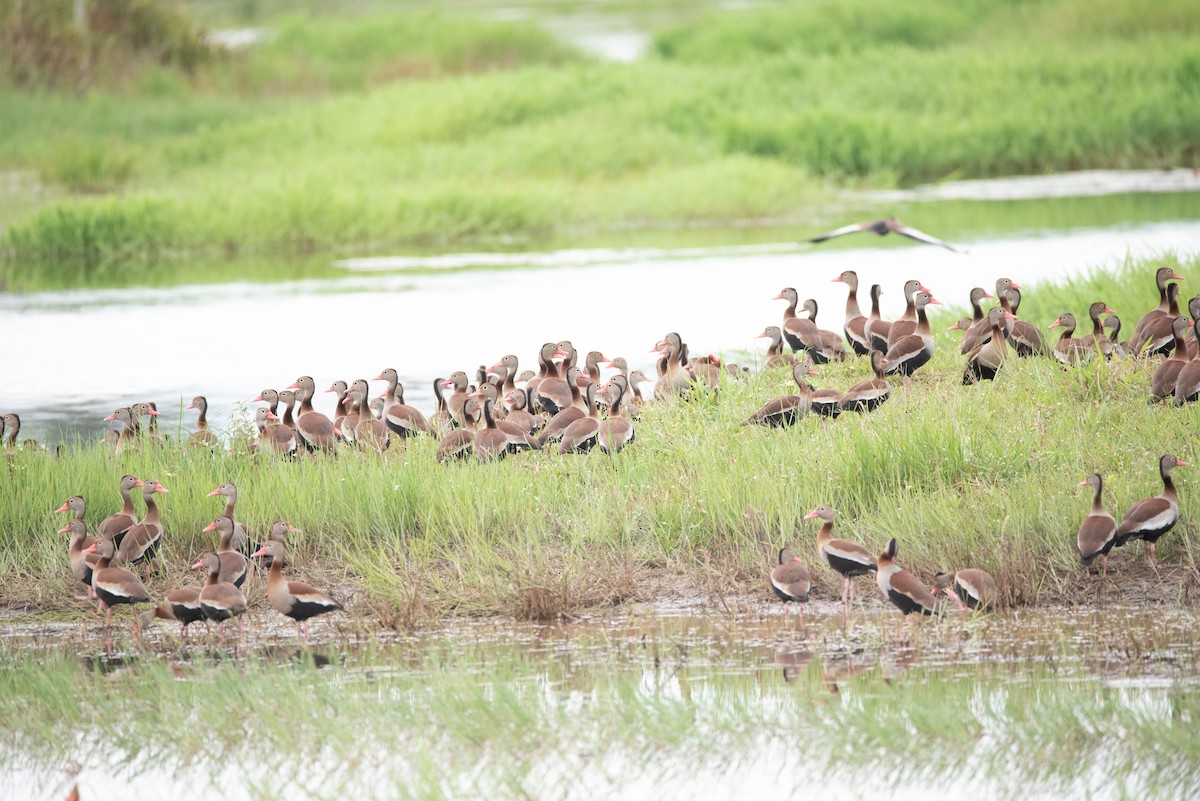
[
  {"left": 809, "top": 222, "right": 870, "bottom": 244},
  {"left": 893, "top": 223, "right": 963, "bottom": 253}
]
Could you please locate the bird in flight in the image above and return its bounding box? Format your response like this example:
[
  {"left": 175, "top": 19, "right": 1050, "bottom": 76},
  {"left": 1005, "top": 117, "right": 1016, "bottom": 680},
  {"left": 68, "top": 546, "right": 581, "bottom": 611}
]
[{"left": 808, "top": 217, "right": 963, "bottom": 253}]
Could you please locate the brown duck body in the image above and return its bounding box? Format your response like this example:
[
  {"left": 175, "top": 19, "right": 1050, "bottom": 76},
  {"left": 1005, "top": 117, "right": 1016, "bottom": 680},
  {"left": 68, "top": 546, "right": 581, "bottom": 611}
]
[
  {"left": 934, "top": 569, "right": 999, "bottom": 611},
  {"left": 1113, "top": 455, "right": 1188, "bottom": 567},
  {"left": 137, "top": 588, "right": 207, "bottom": 637},
  {"left": 288, "top": 376, "right": 338, "bottom": 452},
  {"left": 85, "top": 540, "right": 151, "bottom": 628},
  {"left": 876, "top": 539, "right": 937, "bottom": 616},
  {"left": 1077, "top": 473, "right": 1117, "bottom": 574},
  {"left": 117, "top": 480, "right": 168, "bottom": 570},
  {"left": 839, "top": 351, "right": 891, "bottom": 412},
  {"left": 964, "top": 307, "right": 1017, "bottom": 384},
  {"left": 770, "top": 548, "right": 811, "bottom": 611},
  {"left": 743, "top": 362, "right": 816, "bottom": 427},
  {"left": 808, "top": 505, "right": 876, "bottom": 606},
  {"left": 97, "top": 474, "right": 141, "bottom": 548},
  {"left": 253, "top": 541, "right": 343, "bottom": 642}
]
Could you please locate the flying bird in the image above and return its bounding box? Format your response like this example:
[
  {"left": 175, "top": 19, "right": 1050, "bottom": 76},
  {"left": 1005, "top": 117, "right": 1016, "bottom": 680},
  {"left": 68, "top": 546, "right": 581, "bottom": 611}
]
[{"left": 808, "top": 217, "right": 963, "bottom": 253}]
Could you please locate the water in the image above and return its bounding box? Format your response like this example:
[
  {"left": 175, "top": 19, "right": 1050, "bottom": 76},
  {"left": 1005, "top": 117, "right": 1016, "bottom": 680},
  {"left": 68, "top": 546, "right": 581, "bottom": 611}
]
[{"left": 2, "top": 605, "right": 1198, "bottom": 800}]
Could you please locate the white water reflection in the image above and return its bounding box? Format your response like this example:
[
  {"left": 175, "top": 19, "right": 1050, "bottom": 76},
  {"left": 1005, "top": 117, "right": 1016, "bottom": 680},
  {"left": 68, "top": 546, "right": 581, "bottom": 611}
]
[{"left": 3, "top": 220, "right": 1199, "bottom": 445}]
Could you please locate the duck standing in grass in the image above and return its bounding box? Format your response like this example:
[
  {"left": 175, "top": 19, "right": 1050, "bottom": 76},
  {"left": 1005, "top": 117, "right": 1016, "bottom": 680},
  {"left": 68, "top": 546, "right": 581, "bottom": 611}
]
[
  {"left": 1113, "top": 455, "right": 1188, "bottom": 569},
  {"left": 251, "top": 540, "right": 343, "bottom": 643},
  {"left": 806, "top": 505, "right": 876, "bottom": 607},
  {"left": 770, "top": 547, "right": 811, "bottom": 617},
  {"left": 1077, "top": 473, "right": 1117, "bottom": 576}
]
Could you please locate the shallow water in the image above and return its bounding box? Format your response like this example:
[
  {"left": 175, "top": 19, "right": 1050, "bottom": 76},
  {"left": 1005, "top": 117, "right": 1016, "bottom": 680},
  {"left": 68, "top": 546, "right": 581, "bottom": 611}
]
[{"left": 2, "top": 604, "right": 1198, "bottom": 800}]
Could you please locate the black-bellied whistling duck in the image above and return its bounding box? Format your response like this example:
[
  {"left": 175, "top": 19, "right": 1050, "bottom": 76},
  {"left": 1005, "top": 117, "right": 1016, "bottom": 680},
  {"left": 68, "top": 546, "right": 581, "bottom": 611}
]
[
  {"left": 810, "top": 385, "right": 843, "bottom": 419},
  {"left": 775, "top": 289, "right": 846, "bottom": 363},
  {"left": 875, "top": 539, "right": 937, "bottom": 616},
  {"left": 865, "top": 284, "right": 891, "bottom": 353},
  {"left": 742, "top": 361, "right": 817, "bottom": 427},
  {"left": 203, "top": 515, "right": 250, "bottom": 588},
  {"left": 1185, "top": 295, "right": 1200, "bottom": 359},
  {"left": 531, "top": 343, "right": 572, "bottom": 414},
  {"left": 286, "top": 376, "right": 338, "bottom": 451},
  {"left": 103, "top": 407, "right": 138, "bottom": 455},
  {"left": 1150, "top": 318, "right": 1195, "bottom": 403},
  {"left": 756, "top": 325, "right": 796, "bottom": 369},
  {"left": 472, "top": 397, "right": 514, "bottom": 461},
  {"left": 56, "top": 493, "right": 87, "bottom": 524},
  {"left": 117, "top": 479, "right": 168, "bottom": 579},
  {"left": 271, "top": 389, "right": 295, "bottom": 430},
  {"left": 1175, "top": 316, "right": 1200, "bottom": 404},
  {"left": 597, "top": 379, "right": 635, "bottom": 454},
  {"left": 327, "top": 379, "right": 350, "bottom": 429},
  {"left": 932, "top": 569, "right": 998, "bottom": 612},
  {"left": 884, "top": 279, "right": 929, "bottom": 350},
  {"left": 502, "top": 386, "right": 544, "bottom": 435},
  {"left": 809, "top": 216, "right": 961, "bottom": 252},
  {"left": 430, "top": 376, "right": 453, "bottom": 436},
  {"left": 252, "top": 388, "right": 280, "bottom": 417},
  {"left": 1113, "top": 454, "right": 1189, "bottom": 568},
  {"left": 806, "top": 505, "right": 876, "bottom": 606},
  {"left": 834, "top": 270, "right": 870, "bottom": 356},
  {"left": 61, "top": 520, "right": 100, "bottom": 598},
  {"left": 883, "top": 291, "right": 940, "bottom": 384},
  {"left": 1049, "top": 313, "right": 1091, "bottom": 366},
  {"left": 1131, "top": 266, "right": 1184, "bottom": 350},
  {"left": 82, "top": 539, "right": 151, "bottom": 630},
  {"left": 627, "top": 369, "right": 652, "bottom": 404},
  {"left": 436, "top": 397, "right": 477, "bottom": 461},
  {"left": 606, "top": 373, "right": 642, "bottom": 420},
  {"left": 1103, "top": 314, "right": 1130, "bottom": 358},
  {"left": 251, "top": 540, "right": 343, "bottom": 643},
  {"left": 375, "top": 368, "right": 430, "bottom": 437},
  {"left": 135, "top": 587, "right": 206, "bottom": 639},
  {"left": 473, "top": 384, "right": 540, "bottom": 450},
  {"left": 131, "top": 402, "right": 163, "bottom": 449},
  {"left": 207, "top": 482, "right": 253, "bottom": 556},
  {"left": 256, "top": 408, "right": 297, "bottom": 456},
  {"left": 955, "top": 288, "right": 993, "bottom": 355},
  {"left": 97, "top": 474, "right": 140, "bottom": 548},
  {"left": 689, "top": 354, "right": 723, "bottom": 392},
  {"left": 491, "top": 354, "right": 520, "bottom": 398},
  {"left": 578, "top": 350, "right": 606, "bottom": 388},
  {"left": 442, "top": 371, "right": 473, "bottom": 425},
  {"left": 1083, "top": 301, "right": 1118, "bottom": 359},
  {"left": 1077, "top": 473, "right": 1117, "bottom": 576},
  {"left": 1137, "top": 283, "right": 1183, "bottom": 358},
  {"left": 964, "top": 306, "right": 1018, "bottom": 384},
  {"left": 558, "top": 383, "right": 601, "bottom": 454},
  {"left": 186, "top": 396, "right": 218, "bottom": 446},
  {"left": 653, "top": 332, "right": 693, "bottom": 397},
  {"left": 839, "top": 351, "right": 891, "bottom": 412},
  {"left": 345, "top": 379, "right": 389, "bottom": 452},
  {"left": 1000, "top": 289, "right": 1050, "bottom": 358},
  {"left": 770, "top": 546, "right": 811, "bottom": 616},
  {"left": 192, "top": 552, "right": 247, "bottom": 643},
  {"left": 960, "top": 278, "right": 1019, "bottom": 353},
  {"left": 537, "top": 371, "right": 589, "bottom": 445}
]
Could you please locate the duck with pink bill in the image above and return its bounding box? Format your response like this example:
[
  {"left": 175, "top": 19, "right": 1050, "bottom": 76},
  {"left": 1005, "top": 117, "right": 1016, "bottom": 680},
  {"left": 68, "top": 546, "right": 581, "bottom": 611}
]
[{"left": 251, "top": 540, "right": 343, "bottom": 643}]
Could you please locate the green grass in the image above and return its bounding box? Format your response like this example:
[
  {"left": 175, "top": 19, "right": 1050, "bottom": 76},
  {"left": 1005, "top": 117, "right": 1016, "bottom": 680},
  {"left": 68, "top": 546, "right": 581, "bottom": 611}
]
[
  {"left": 1, "top": 0, "right": 1199, "bottom": 280},
  {"left": 2, "top": 255, "right": 1198, "bottom": 619}
]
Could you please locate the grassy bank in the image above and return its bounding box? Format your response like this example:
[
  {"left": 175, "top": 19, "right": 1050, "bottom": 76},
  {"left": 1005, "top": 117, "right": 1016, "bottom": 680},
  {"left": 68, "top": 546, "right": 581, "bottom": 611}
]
[
  {"left": 1, "top": 0, "right": 1199, "bottom": 279},
  {"left": 2, "top": 255, "right": 1198, "bottom": 621}
]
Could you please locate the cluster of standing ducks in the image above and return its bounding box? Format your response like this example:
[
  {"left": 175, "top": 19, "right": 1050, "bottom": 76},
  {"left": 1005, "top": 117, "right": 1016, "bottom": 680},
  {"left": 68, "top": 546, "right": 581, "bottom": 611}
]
[
  {"left": 55, "top": 477, "right": 342, "bottom": 642},
  {"left": 5, "top": 265, "right": 1193, "bottom": 626}
]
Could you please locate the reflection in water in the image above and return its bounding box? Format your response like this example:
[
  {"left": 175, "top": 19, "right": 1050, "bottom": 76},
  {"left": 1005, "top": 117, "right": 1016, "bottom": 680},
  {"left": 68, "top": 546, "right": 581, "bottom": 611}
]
[{"left": 3, "top": 607, "right": 1198, "bottom": 799}]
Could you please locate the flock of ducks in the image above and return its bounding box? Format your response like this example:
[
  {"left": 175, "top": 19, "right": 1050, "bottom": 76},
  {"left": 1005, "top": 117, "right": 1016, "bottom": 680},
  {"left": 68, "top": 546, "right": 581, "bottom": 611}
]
[
  {"left": 6, "top": 250, "right": 1196, "bottom": 632},
  {"left": 56, "top": 478, "right": 341, "bottom": 643}
]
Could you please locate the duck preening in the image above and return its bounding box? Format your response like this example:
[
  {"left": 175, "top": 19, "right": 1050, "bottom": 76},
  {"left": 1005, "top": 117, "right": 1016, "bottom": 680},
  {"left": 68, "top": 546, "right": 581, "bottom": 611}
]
[
  {"left": 770, "top": 547, "right": 811, "bottom": 616},
  {"left": 251, "top": 540, "right": 343, "bottom": 643},
  {"left": 1113, "top": 454, "right": 1188, "bottom": 568},
  {"left": 875, "top": 539, "right": 938, "bottom": 616},
  {"left": 932, "top": 569, "right": 998, "bottom": 612},
  {"left": 136, "top": 588, "right": 207, "bottom": 638},
  {"left": 807, "top": 505, "right": 876, "bottom": 606}
]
